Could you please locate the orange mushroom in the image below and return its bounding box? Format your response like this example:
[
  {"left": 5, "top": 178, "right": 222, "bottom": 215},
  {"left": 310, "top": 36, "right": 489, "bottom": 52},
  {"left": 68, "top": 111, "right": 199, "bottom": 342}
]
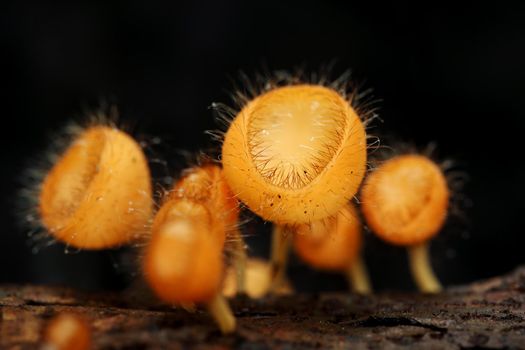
[
  {"left": 222, "top": 84, "right": 367, "bottom": 290},
  {"left": 38, "top": 125, "right": 153, "bottom": 249},
  {"left": 171, "top": 165, "right": 246, "bottom": 293},
  {"left": 361, "top": 154, "right": 449, "bottom": 293},
  {"left": 143, "top": 165, "right": 239, "bottom": 333},
  {"left": 293, "top": 203, "right": 372, "bottom": 293},
  {"left": 43, "top": 313, "right": 91, "bottom": 350}
]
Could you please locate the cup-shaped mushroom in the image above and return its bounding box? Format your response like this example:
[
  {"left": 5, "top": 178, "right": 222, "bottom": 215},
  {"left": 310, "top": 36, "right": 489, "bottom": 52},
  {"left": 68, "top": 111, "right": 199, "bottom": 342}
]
[
  {"left": 222, "top": 84, "right": 367, "bottom": 225},
  {"left": 39, "top": 126, "right": 153, "bottom": 249}
]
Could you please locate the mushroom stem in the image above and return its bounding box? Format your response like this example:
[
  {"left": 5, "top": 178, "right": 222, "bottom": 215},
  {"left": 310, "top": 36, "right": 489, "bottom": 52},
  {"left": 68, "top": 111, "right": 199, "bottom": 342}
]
[
  {"left": 269, "top": 224, "right": 290, "bottom": 292},
  {"left": 345, "top": 255, "right": 373, "bottom": 294},
  {"left": 407, "top": 242, "right": 442, "bottom": 293},
  {"left": 206, "top": 294, "right": 236, "bottom": 334},
  {"left": 229, "top": 228, "right": 247, "bottom": 295}
]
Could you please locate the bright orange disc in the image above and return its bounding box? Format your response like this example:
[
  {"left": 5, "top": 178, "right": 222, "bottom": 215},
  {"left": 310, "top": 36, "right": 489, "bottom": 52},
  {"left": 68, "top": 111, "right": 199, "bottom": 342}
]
[
  {"left": 361, "top": 154, "right": 449, "bottom": 246},
  {"left": 294, "top": 203, "right": 362, "bottom": 271},
  {"left": 44, "top": 313, "right": 91, "bottom": 350},
  {"left": 39, "top": 126, "right": 153, "bottom": 249},
  {"left": 143, "top": 199, "right": 223, "bottom": 303},
  {"left": 222, "top": 84, "right": 367, "bottom": 225}
]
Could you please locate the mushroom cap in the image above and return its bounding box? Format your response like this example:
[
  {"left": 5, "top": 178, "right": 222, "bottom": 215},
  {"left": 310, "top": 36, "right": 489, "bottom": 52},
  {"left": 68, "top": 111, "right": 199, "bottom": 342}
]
[
  {"left": 170, "top": 165, "right": 238, "bottom": 246},
  {"left": 361, "top": 154, "right": 449, "bottom": 246},
  {"left": 39, "top": 126, "right": 152, "bottom": 249},
  {"left": 222, "top": 84, "right": 367, "bottom": 225},
  {"left": 294, "top": 203, "right": 362, "bottom": 271},
  {"left": 44, "top": 313, "right": 91, "bottom": 350},
  {"left": 144, "top": 199, "right": 223, "bottom": 304}
]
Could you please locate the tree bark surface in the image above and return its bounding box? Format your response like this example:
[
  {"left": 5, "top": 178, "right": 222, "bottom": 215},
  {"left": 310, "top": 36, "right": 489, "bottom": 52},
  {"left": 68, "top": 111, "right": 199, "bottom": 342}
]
[{"left": 2, "top": 267, "right": 525, "bottom": 349}]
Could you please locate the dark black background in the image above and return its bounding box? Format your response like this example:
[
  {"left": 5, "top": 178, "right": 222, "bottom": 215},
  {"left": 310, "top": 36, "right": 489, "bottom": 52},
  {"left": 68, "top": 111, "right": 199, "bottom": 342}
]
[{"left": 1, "top": 1, "right": 524, "bottom": 292}]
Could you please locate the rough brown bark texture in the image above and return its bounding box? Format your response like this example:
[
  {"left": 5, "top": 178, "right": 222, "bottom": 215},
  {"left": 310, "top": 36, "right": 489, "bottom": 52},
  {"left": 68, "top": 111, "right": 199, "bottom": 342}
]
[{"left": 2, "top": 267, "right": 525, "bottom": 349}]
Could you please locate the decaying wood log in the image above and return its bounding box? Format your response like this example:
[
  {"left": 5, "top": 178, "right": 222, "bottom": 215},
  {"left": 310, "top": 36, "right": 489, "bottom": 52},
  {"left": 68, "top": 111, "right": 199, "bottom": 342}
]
[{"left": 2, "top": 267, "right": 525, "bottom": 349}]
